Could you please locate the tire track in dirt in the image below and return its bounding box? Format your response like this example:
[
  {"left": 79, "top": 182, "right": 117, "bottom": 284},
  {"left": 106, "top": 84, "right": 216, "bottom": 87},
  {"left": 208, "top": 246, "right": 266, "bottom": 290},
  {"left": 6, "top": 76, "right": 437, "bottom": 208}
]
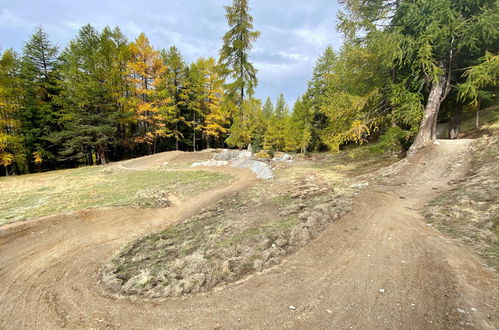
[{"left": 0, "top": 144, "right": 497, "bottom": 329}]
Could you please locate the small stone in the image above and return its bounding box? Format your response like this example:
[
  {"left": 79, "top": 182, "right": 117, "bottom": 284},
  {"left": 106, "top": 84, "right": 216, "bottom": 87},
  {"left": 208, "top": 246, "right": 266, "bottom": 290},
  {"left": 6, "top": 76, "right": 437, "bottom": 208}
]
[
  {"left": 289, "top": 305, "right": 296, "bottom": 310},
  {"left": 470, "top": 307, "right": 477, "bottom": 312},
  {"left": 326, "top": 309, "right": 332, "bottom": 314},
  {"left": 457, "top": 308, "right": 466, "bottom": 314},
  {"left": 379, "top": 288, "right": 385, "bottom": 293},
  {"left": 426, "top": 223, "right": 433, "bottom": 227}
]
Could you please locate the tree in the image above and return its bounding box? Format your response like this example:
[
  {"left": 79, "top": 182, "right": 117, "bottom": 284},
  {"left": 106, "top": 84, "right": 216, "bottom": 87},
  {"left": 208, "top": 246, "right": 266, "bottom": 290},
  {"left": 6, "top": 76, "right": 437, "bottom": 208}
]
[
  {"left": 338, "top": 0, "right": 499, "bottom": 152},
  {"left": 219, "top": 0, "right": 260, "bottom": 148},
  {"left": 57, "top": 25, "right": 127, "bottom": 164},
  {"left": 199, "top": 57, "right": 229, "bottom": 148},
  {"left": 219, "top": 0, "right": 260, "bottom": 110},
  {"left": 0, "top": 49, "right": 24, "bottom": 175},
  {"left": 285, "top": 98, "right": 312, "bottom": 153},
  {"left": 161, "top": 46, "right": 190, "bottom": 150},
  {"left": 301, "top": 46, "right": 337, "bottom": 150},
  {"left": 19, "top": 26, "right": 61, "bottom": 170},
  {"left": 264, "top": 94, "right": 288, "bottom": 151},
  {"left": 127, "top": 33, "right": 168, "bottom": 154}
]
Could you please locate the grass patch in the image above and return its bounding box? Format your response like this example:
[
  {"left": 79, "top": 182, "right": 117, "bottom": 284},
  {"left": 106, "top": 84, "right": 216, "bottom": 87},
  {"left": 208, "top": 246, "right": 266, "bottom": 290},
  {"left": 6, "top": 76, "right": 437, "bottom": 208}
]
[
  {"left": 103, "top": 172, "right": 354, "bottom": 298},
  {"left": 0, "top": 166, "right": 232, "bottom": 225}
]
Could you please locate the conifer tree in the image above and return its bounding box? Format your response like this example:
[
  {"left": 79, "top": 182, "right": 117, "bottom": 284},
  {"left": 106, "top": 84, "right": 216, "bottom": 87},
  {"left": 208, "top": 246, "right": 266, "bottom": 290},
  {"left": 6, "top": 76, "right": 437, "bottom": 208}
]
[
  {"left": 161, "top": 46, "right": 190, "bottom": 150},
  {"left": 19, "top": 26, "right": 61, "bottom": 170},
  {"left": 127, "top": 33, "right": 167, "bottom": 154},
  {"left": 0, "top": 49, "right": 24, "bottom": 175},
  {"left": 199, "top": 57, "right": 228, "bottom": 148},
  {"left": 219, "top": 0, "right": 260, "bottom": 148},
  {"left": 57, "top": 25, "right": 125, "bottom": 164}
]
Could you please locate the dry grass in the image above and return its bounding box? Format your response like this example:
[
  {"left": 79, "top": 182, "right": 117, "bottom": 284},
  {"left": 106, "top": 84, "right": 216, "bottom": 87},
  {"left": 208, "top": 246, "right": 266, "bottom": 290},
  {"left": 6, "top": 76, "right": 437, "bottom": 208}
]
[
  {"left": 0, "top": 166, "right": 232, "bottom": 225},
  {"left": 102, "top": 160, "right": 357, "bottom": 298}
]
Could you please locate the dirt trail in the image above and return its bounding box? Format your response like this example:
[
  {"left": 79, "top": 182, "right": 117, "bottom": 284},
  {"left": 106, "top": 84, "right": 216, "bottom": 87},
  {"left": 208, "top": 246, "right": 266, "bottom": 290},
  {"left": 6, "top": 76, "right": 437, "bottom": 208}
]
[{"left": 0, "top": 142, "right": 497, "bottom": 329}]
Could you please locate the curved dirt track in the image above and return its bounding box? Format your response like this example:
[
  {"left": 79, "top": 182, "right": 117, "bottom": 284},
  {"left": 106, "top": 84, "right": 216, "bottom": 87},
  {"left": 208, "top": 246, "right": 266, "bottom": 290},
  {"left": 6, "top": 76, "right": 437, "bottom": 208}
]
[{"left": 1, "top": 143, "right": 498, "bottom": 329}]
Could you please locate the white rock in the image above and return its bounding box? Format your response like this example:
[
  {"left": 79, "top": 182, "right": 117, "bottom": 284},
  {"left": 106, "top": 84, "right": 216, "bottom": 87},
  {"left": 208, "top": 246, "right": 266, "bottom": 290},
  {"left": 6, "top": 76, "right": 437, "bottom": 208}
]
[
  {"left": 231, "top": 158, "right": 273, "bottom": 179},
  {"left": 288, "top": 305, "right": 296, "bottom": 310},
  {"left": 457, "top": 308, "right": 466, "bottom": 313},
  {"left": 191, "top": 160, "right": 228, "bottom": 167},
  {"left": 326, "top": 309, "right": 332, "bottom": 314},
  {"left": 350, "top": 182, "right": 369, "bottom": 189},
  {"left": 470, "top": 307, "right": 477, "bottom": 312},
  {"left": 379, "top": 288, "right": 385, "bottom": 293}
]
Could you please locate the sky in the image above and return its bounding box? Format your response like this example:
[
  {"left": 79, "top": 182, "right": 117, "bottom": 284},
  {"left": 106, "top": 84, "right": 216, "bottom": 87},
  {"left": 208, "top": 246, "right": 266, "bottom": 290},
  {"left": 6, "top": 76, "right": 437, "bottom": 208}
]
[{"left": 0, "top": 0, "right": 343, "bottom": 105}]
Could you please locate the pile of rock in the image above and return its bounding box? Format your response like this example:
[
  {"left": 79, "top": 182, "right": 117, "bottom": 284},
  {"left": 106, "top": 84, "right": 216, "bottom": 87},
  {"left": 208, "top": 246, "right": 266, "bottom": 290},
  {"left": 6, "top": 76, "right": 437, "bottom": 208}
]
[
  {"left": 133, "top": 189, "right": 173, "bottom": 208},
  {"left": 191, "top": 160, "right": 228, "bottom": 167},
  {"left": 192, "top": 149, "right": 274, "bottom": 180}
]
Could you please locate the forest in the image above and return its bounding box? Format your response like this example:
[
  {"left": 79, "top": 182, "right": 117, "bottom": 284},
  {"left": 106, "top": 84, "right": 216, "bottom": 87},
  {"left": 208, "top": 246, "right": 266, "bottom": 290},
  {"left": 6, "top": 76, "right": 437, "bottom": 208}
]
[{"left": 0, "top": 0, "right": 497, "bottom": 175}]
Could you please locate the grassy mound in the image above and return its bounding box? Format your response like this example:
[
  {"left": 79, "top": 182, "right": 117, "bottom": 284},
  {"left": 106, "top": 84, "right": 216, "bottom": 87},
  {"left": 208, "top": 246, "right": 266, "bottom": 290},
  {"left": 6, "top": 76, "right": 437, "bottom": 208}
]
[{"left": 102, "top": 175, "right": 354, "bottom": 297}]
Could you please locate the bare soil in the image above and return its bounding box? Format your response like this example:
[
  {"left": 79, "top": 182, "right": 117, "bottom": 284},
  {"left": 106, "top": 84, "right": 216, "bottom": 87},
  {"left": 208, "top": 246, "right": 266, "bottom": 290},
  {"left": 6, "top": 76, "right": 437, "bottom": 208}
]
[{"left": 0, "top": 143, "right": 498, "bottom": 329}]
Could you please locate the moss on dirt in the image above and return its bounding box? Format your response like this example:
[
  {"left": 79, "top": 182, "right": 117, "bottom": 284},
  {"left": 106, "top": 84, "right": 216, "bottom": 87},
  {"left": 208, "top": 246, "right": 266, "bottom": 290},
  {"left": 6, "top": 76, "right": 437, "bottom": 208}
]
[{"left": 0, "top": 166, "right": 231, "bottom": 225}]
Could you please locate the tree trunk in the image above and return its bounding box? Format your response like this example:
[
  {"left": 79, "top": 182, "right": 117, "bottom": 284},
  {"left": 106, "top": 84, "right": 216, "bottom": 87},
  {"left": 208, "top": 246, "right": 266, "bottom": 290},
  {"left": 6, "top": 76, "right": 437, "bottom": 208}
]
[
  {"left": 98, "top": 146, "right": 107, "bottom": 165},
  {"left": 4, "top": 165, "right": 9, "bottom": 177},
  {"left": 193, "top": 111, "right": 196, "bottom": 152},
  {"left": 409, "top": 73, "right": 448, "bottom": 153},
  {"left": 449, "top": 108, "right": 462, "bottom": 140}
]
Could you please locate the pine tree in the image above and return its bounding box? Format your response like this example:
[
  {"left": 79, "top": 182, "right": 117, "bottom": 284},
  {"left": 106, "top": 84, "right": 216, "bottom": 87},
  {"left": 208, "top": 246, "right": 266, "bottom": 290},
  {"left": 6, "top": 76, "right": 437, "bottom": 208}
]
[
  {"left": 56, "top": 25, "right": 125, "bottom": 164},
  {"left": 19, "top": 26, "right": 61, "bottom": 170},
  {"left": 219, "top": 0, "right": 260, "bottom": 148}
]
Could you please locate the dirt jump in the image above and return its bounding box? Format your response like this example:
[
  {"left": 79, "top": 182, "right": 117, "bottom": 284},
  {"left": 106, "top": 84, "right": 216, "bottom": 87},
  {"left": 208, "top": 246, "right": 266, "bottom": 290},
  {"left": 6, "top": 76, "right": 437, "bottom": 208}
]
[{"left": 0, "top": 140, "right": 497, "bottom": 329}]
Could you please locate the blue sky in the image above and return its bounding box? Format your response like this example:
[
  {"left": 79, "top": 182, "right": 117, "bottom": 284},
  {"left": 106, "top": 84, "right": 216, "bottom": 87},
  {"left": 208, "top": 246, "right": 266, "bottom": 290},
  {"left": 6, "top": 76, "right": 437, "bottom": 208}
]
[{"left": 0, "top": 0, "right": 343, "bottom": 105}]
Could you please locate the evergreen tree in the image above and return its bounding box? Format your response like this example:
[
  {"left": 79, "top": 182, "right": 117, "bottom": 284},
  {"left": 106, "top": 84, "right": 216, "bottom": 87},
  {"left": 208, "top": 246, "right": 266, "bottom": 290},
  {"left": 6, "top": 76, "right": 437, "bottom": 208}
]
[
  {"left": 56, "top": 25, "right": 124, "bottom": 164},
  {"left": 19, "top": 26, "right": 61, "bottom": 170},
  {"left": 219, "top": 0, "right": 260, "bottom": 148}
]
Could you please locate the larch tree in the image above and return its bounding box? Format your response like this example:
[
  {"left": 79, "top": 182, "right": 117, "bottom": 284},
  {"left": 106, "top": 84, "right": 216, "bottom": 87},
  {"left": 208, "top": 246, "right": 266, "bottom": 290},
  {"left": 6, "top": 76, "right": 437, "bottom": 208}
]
[
  {"left": 339, "top": 0, "right": 499, "bottom": 152},
  {"left": 161, "top": 46, "right": 190, "bottom": 150},
  {"left": 127, "top": 33, "right": 167, "bottom": 154},
  {"left": 200, "top": 57, "right": 228, "bottom": 148},
  {"left": 0, "top": 49, "right": 23, "bottom": 175}
]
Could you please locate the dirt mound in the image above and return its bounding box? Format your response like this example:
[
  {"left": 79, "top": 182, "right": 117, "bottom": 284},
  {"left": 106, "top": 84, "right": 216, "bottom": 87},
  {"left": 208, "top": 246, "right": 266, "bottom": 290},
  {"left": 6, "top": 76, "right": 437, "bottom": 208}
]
[
  {"left": 425, "top": 135, "right": 499, "bottom": 270},
  {"left": 102, "top": 176, "right": 353, "bottom": 297}
]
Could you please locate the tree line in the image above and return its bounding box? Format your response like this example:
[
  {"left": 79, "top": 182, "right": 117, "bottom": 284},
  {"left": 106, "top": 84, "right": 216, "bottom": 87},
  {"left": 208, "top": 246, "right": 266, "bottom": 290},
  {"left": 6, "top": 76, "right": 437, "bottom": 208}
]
[{"left": 1, "top": 0, "right": 497, "bottom": 176}]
